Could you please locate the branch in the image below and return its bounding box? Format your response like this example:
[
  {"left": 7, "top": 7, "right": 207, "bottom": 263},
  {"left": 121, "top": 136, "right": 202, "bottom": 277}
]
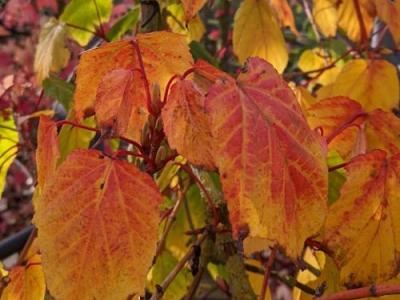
[
  {"left": 259, "top": 247, "right": 277, "bottom": 300},
  {"left": 352, "top": 0, "right": 368, "bottom": 46},
  {"left": 316, "top": 284, "right": 400, "bottom": 300}
]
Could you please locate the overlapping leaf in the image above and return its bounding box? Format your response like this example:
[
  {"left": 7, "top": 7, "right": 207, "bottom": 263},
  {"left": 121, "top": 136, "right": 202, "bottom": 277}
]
[
  {"left": 73, "top": 31, "right": 193, "bottom": 140},
  {"left": 307, "top": 97, "right": 400, "bottom": 159},
  {"left": 1, "top": 254, "right": 46, "bottom": 300},
  {"left": 317, "top": 59, "right": 399, "bottom": 112},
  {"left": 181, "top": 0, "right": 207, "bottom": 22},
  {"left": 269, "top": 0, "right": 298, "bottom": 35},
  {"left": 233, "top": 0, "right": 288, "bottom": 73},
  {"left": 324, "top": 150, "right": 400, "bottom": 285},
  {"left": 205, "top": 57, "right": 327, "bottom": 258},
  {"left": 34, "top": 149, "right": 162, "bottom": 299},
  {"left": 162, "top": 78, "right": 214, "bottom": 169}
]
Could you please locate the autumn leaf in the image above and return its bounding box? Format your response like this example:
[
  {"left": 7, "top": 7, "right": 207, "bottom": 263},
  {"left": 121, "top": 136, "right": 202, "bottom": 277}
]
[
  {"left": 233, "top": 0, "right": 288, "bottom": 73},
  {"left": 191, "top": 59, "right": 233, "bottom": 93},
  {"left": 95, "top": 69, "right": 148, "bottom": 141},
  {"left": 181, "top": 0, "right": 207, "bottom": 22},
  {"left": 374, "top": 0, "right": 400, "bottom": 44},
  {"left": 317, "top": 59, "right": 399, "bottom": 112},
  {"left": 34, "top": 18, "right": 70, "bottom": 83},
  {"left": 312, "top": 0, "right": 338, "bottom": 37},
  {"left": 324, "top": 150, "right": 400, "bottom": 285},
  {"left": 162, "top": 78, "right": 214, "bottom": 169},
  {"left": 73, "top": 31, "right": 193, "bottom": 132},
  {"left": 337, "top": 0, "right": 376, "bottom": 42},
  {"left": 1, "top": 254, "right": 46, "bottom": 300},
  {"left": 269, "top": 0, "right": 298, "bottom": 35},
  {"left": 0, "top": 112, "right": 18, "bottom": 197},
  {"left": 205, "top": 57, "right": 328, "bottom": 258},
  {"left": 307, "top": 97, "right": 400, "bottom": 159},
  {"left": 60, "top": 0, "right": 112, "bottom": 46},
  {"left": 36, "top": 116, "right": 60, "bottom": 192},
  {"left": 34, "top": 149, "right": 162, "bottom": 299}
]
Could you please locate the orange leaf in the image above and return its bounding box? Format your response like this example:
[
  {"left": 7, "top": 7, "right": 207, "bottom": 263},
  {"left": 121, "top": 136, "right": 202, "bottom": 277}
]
[
  {"left": 95, "top": 69, "right": 147, "bottom": 141},
  {"left": 34, "top": 149, "right": 162, "bottom": 299},
  {"left": 36, "top": 116, "right": 60, "bottom": 191},
  {"left": 307, "top": 97, "right": 400, "bottom": 159},
  {"left": 73, "top": 31, "right": 193, "bottom": 120},
  {"left": 181, "top": 0, "right": 207, "bottom": 22},
  {"left": 269, "top": 0, "right": 298, "bottom": 35},
  {"left": 374, "top": 0, "right": 400, "bottom": 44},
  {"left": 192, "top": 59, "right": 233, "bottom": 93},
  {"left": 324, "top": 150, "right": 400, "bottom": 285},
  {"left": 205, "top": 57, "right": 328, "bottom": 258},
  {"left": 162, "top": 79, "right": 214, "bottom": 169},
  {"left": 1, "top": 254, "right": 45, "bottom": 300}
]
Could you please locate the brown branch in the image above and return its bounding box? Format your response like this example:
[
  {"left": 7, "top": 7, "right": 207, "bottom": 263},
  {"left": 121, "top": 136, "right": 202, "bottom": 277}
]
[
  {"left": 316, "top": 284, "right": 400, "bottom": 300},
  {"left": 259, "top": 247, "right": 277, "bottom": 300},
  {"left": 302, "top": 0, "right": 321, "bottom": 41},
  {"left": 16, "top": 227, "right": 37, "bottom": 265},
  {"left": 352, "top": 0, "right": 368, "bottom": 46},
  {"left": 150, "top": 234, "right": 208, "bottom": 300}
]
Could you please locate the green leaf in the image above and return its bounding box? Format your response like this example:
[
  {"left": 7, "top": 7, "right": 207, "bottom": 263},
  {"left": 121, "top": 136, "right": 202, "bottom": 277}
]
[
  {"left": 147, "top": 250, "right": 193, "bottom": 300},
  {"left": 189, "top": 41, "right": 219, "bottom": 66},
  {"left": 0, "top": 112, "right": 18, "bottom": 197},
  {"left": 60, "top": 0, "right": 112, "bottom": 46},
  {"left": 58, "top": 112, "right": 96, "bottom": 163},
  {"left": 106, "top": 6, "right": 140, "bottom": 41},
  {"left": 327, "top": 151, "right": 346, "bottom": 205},
  {"left": 42, "top": 75, "right": 75, "bottom": 110}
]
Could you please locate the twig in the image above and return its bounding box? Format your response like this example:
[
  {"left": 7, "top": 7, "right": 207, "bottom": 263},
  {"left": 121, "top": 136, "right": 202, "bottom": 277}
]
[
  {"left": 352, "top": 0, "right": 368, "bottom": 46},
  {"left": 302, "top": 0, "right": 321, "bottom": 41},
  {"left": 92, "top": 0, "right": 107, "bottom": 41},
  {"left": 150, "top": 234, "right": 208, "bottom": 300},
  {"left": 259, "top": 247, "right": 277, "bottom": 300},
  {"left": 185, "top": 267, "right": 205, "bottom": 300},
  {"left": 16, "top": 227, "right": 37, "bottom": 265},
  {"left": 315, "top": 284, "right": 400, "bottom": 300}
]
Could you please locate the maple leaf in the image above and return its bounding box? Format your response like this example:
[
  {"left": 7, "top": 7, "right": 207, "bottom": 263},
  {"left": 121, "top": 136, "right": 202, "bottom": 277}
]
[
  {"left": 233, "top": 0, "right": 288, "bottom": 73},
  {"left": 34, "top": 149, "right": 162, "bottom": 299},
  {"left": 312, "top": 0, "right": 338, "bottom": 37},
  {"left": 161, "top": 78, "right": 214, "bottom": 169},
  {"left": 36, "top": 116, "right": 60, "bottom": 191},
  {"left": 1, "top": 254, "right": 46, "bottom": 300},
  {"left": 181, "top": 0, "right": 207, "bottom": 22},
  {"left": 34, "top": 18, "right": 70, "bottom": 83},
  {"left": 324, "top": 150, "right": 400, "bottom": 285},
  {"left": 307, "top": 97, "right": 400, "bottom": 159},
  {"left": 317, "top": 59, "right": 399, "bottom": 112},
  {"left": 205, "top": 57, "right": 328, "bottom": 258},
  {"left": 374, "top": 0, "right": 400, "bottom": 45},
  {"left": 73, "top": 31, "right": 193, "bottom": 139}
]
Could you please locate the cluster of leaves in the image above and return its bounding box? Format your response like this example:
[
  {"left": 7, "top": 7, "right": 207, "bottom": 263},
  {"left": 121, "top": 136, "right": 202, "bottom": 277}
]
[{"left": 1, "top": 0, "right": 400, "bottom": 299}]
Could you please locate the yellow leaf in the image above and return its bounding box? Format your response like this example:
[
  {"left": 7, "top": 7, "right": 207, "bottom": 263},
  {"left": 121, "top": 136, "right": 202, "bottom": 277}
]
[
  {"left": 34, "top": 18, "right": 70, "bottom": 83},
  {"left": 374, "top": 0, "right": 400, "bottom": 45},
  {"left": 233, "top": 0, "right": 288, "bottom": 73},
  {"left": 324, "top": 150, "right": 400, "bottom": 285},
  {"left": 1, "top": 254, "right": 46, "bottom": 300},
  {"left": 298, "top": 48, "right": 342, "bottom": 86},
  {"left": 337, "top": 0, "right": 375, "bottom": 42},
  {"left": 317, "top": 59, "right": 399, "bottom": 111},
  {"left": 166, "top": 4, "right": 205, "bottom": 42},
  {"left": 0, "top": 112, "right": 18, "bottom": 197},
  {"left": 313, "top": 0, "right": 338, "bottom": 37},
  {"left": 34, "top": 149, "right": 162, "bottom": 299}
]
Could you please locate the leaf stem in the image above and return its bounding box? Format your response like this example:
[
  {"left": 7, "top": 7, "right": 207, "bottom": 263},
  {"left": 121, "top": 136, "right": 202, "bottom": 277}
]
[
  {"left": 130, "top": 39, "right": 155, "bottom": 116},
  {"left": 315, "top": 284, "right": 400, "bottom": 300},
  {"left": 325, "top": 112, "right": 367, "bottom": 144},
  {"left": 16, "top": 227, "right": 37, "bottom": 265},
  {"left": 259, "top": 247, "right": 277, "bottom": 300}
]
